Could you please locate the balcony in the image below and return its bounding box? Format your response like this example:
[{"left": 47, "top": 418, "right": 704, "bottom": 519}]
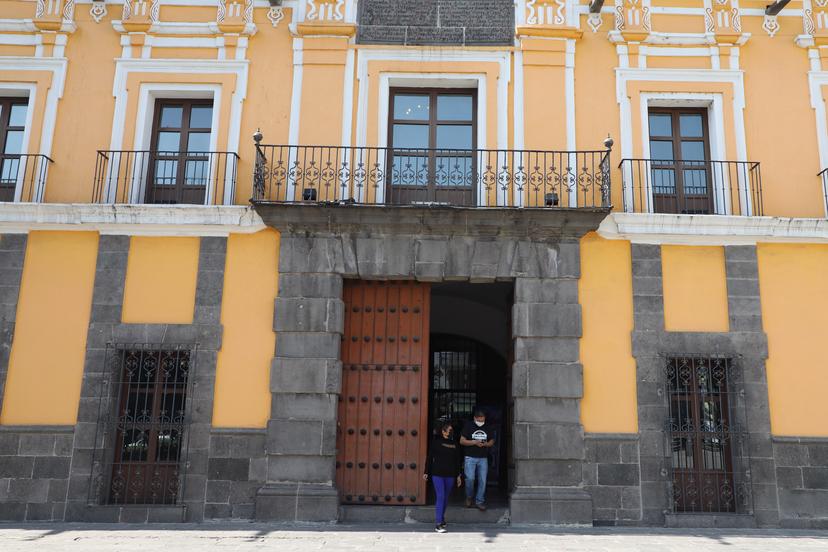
[
  {"left": 619, "top": 159, "right": 763, "bottom": 216},
  {"left": 92, "top": 150, "right": 239, "bottom": 205},
  {"left": 252, "top": 144, "right": 612, "bottom": 209},
  {"left": 0, "top": 153, "right": 52, "bottom": 203}
]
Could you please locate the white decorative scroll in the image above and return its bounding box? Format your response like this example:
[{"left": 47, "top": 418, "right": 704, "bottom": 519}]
[
  {"left": 63, "top": 0, "right": 75, "bottom": 22},
  {"left": 763, "top": 14, "right": 780, "bottom": 37},
  {"left": 267, "top": 5, "right": 284, "bottom": 26},
  {"left": 90, "top": 0, "right": 107, "bottom": 22},
  {"left": 705, "top": 0, "right": 741, "bottom": 34}
]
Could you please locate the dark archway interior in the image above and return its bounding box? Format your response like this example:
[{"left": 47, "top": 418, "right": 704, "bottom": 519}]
[{"left": 427, "top": 282, "right": 513, "bottom": 505}]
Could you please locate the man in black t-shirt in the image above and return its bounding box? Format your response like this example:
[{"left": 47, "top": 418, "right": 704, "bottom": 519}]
[{"left": 459, "top": 409, "right": 495, "bottom": 511}]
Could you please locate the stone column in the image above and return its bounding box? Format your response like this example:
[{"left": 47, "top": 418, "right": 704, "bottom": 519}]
[
  {"left": 255, "top": 235, "right": 344, "bottom": 521},
  {"left": 509, "top": 239, "right": 593, "bottom": 525},
  {"left": 0, "top": 234, "right": 27, "bottom": 415}
]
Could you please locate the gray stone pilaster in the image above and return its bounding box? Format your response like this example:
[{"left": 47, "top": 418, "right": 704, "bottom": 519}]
[
  {"left": 509, "top": 240, "right": 592, "bottom": 526},
  {"left": 65, "top": 236, "right": 225, "bottom": 523},
  {"left": 0, "top": 234, "right": 27, "bottom": 417},
  {"left": 255, "top": 236, "right": 343, "bottom": 522},
  {"left": 773, "top": 436, "right": 828, "bottom": 529}
]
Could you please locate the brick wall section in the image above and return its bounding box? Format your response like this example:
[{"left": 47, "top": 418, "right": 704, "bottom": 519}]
[
  {"left": 583, "top": 434, "right": 642, "bottom": 526},
  {"left": 65, "top": 236, "right": 225, "bottom": 523},
  {"left": 0, "top": 233, "right": 26, "bottom": 416},
  {"left": 0, "top": 427, "right": 73, "bottom": 521},
  {"left": 357, "top": 0, "right": 514, "bottom": 45},
  {"left": 773, "top": 437, "right": 828, "bottom": 529},
  {"left": 205, "top": 429, "right": 267, "bottom": 519}
]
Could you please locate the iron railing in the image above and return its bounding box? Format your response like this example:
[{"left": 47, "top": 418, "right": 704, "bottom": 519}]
[
  {"left": 0, "top": 153, "right": 52, "bottom": 202},
  {"left": 92, "top": 150, "right": 239, "bottom": 205},
  {"left": 88, "top": 343, "right": 196, "bottom": 506},
  {"left": 664, "top": 356, "right": 752, "bottom": 514},
  {"left": 819, "top": 168, "right": 828, "bottom": 217},
  {"left": 620, "top": 159, "right": 763, "bottom": 216},
  {"left": 253, "top": 142, "right": 612, "bottom": 208}
]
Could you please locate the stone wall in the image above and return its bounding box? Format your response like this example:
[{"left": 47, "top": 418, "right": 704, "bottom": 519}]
[
  {"left": 0, "top": 234, "right": 26, "bottom": 421},
  {"left": 630, "top": 244, "right": 779, "bottom": 527},
  {"left": 357, "top": 0, "right": 514, "bottom": 45},
  {"left": 205, "top": 429, "right": 267, "bottom": 520},
  {"left": 0, "top": 426, "right": 73, "bottom": 521},
  {"left": 253, "top": 204, "right": 607, "bottom": 524},
  {"left": 583, "top": 434, "right": 642, "bottom": 526},
  {"left": 65, "top": 236, "right": 225, "bottom": 523},
  {"left": 773, "top": 437, "right": 828, "bottom": 528}
]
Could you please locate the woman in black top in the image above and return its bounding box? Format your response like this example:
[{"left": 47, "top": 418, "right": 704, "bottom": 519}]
[{"left": 422, "top": 422, "right": 462, "bottom": 533}]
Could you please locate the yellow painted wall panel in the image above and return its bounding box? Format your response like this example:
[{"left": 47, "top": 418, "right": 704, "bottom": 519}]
[
  {"left": 212, "top": 230, "right": 279, "bottom": 428},
  {"left": 579, "top": 233, "right": 638, "bottom": 433},
  {"left": 0, "top": 231, "right": 98, "bottom": 425},
  {"left": 662, "top": 245, "right": 729, "bottom": 332},
  {"left": 121, "top": 237, "right": 199, "bottom": 324},
  {"left": 758, "top": 243, "right": 828, "bottom": 437}
]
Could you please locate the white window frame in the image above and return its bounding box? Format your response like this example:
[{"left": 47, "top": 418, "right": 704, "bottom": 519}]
[
  {"left": 0, "top": 85, "right": 36, "bottom": 202},
  {"left": 639, "top": 93, "right": 730, "bottom": 215},
  {"left": 107, "top": 58, "right": 248, "bottom": 206},
  {"left": 130, "top": 84, "right": 222, "bottom": 205}
]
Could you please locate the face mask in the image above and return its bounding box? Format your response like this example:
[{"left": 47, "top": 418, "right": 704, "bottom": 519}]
[{"left": 474, "top": 421, "right": 485, "bottom": 427}]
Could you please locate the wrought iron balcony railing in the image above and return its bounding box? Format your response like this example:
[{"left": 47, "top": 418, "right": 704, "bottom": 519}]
[
  {"left": 253, "top": 143, "right": 612, "bottom": 208},
  {"left": 0, "top": 153, "right": 53, "bottom": 203},
  {"left": 819, "top": 168, "right": 828, "bottom": 217},
  {"left": 92, "top": 150, "right": 239, "bottom": 205},
  {"left": 619, "top": 159, "right": 763, "bottom": 216}
]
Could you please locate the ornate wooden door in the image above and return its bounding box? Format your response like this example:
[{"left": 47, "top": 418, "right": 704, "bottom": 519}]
[{"left": 337, "top": 280, "right": 430, "bottom": 505}]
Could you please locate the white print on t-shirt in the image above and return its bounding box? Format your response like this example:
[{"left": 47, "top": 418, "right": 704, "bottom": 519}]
[{"left": 471, "top": 429, "right": 488, "bottom": 442}]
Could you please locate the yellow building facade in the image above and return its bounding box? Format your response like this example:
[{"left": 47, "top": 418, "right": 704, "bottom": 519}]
[{"left": 0, "top": 0, "right": 826, "bottom": 528}]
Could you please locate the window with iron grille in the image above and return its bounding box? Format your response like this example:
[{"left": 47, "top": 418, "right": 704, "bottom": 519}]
[
  {"left": 665, "top": 356, "right": 752, "bottom": 514},
  {"left": 88, "top": 344, "right": 196, "bottom": 506}
]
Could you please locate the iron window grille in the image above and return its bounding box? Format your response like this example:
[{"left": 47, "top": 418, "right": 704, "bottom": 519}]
[
  {"left": 88, "top": 343, "right": 197, "bottom": 506},
  {"left": 664, "top": 355, "right": 753, "bottom": 514}
]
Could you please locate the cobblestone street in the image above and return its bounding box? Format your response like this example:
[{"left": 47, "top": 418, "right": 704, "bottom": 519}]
[{"left": 1, "top": 524, "right": 827, "bottom": 551}]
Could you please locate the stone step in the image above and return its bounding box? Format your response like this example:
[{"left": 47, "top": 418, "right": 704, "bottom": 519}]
[
  {"left": 339, "top": 504, "right": 510, "bottom": 524},
  {"left": 665, "top": 513, "right": 758, "bottom": 529}
]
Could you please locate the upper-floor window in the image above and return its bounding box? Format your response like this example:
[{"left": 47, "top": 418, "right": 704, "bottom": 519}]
[
  {"left": 0, "top": 98, "right": 28, "bottom": 202},
  {"left": 388, "top": 88, "right": 477, "bottom": 205},
  {"left": 148, "top": 99, "right": 214, "bottom": 204},
  {"left": 649, "top": 108, "right": 713, "bottom": 214}
]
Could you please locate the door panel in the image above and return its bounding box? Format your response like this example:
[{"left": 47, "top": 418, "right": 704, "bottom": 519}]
[{"left": 337, "top": 280, "right": 430, "bottom": 505}]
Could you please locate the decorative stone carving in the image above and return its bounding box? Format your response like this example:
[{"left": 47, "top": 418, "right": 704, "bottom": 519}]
[
  {"left": 306, "top": 0, "right": 345, "bottom": 22},
  {"left": 588, "top": 12, "right": 603, "bottom": 33},
  {"left": 267, "top": 6, "right": 285, "bottom": 27},
  {"left": 34, "top": 0, "right": 74, "bottom": 30},
  {"left": 705, "top": 0, "right": 741, "bottom": 35},
  {"left": 614, "top": 0, "right": 651, "bottom": 40},
  {"left": 90, "top": 0, "right": 107, "bottom": 23},
  {"left": 762, "top": 14, "right": 780, "bottom": 37},
  {"left": 526, "top": 0, "right": 567, "bottom": 26},
  {"left": 803, "top": 0, "right": 828, "bottom": 42},
  {"left": 217, "top": 0, "right": 253, "bottom": 33},
  {"left": 122, "top": 0, "right": 159, "bottom": 32}
]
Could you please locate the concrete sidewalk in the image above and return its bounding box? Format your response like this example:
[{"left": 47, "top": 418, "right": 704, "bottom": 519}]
[{"left": 0, "top": 523, "right": 827, "bottom": 551}]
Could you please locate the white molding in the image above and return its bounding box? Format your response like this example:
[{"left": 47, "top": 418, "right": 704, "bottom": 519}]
[
  {"left": 808, "top": 71, "right": 828, "bottom": 217},
  {"left": 75, "top": 0, "right": 298, "bottom": 7},
  {"left": 600, "top": 212, "right": 828, "bottom": 244},
  {"left": 287, "top": 37, "right": 303, "bottom": 146},
  {"left": 616, "top": 68, "right": 749, "bottom": 213},
  {"left": 0, "top": 57, "right": 67, "bottom": 203},
  {"left": 354, "top": 48, "right": 511, "bottom": 152},
  {"left": 566, "top": 38, "right": 577, "bottom": 207},
  {"left": 108, "top": 57, "right": 249, "bottom": 204},
  {"left": 376, "top": 73, "right": 487, "bottom": 205},
  {"left": 0, "top": 203, "right": 265, "bottom": 236}
]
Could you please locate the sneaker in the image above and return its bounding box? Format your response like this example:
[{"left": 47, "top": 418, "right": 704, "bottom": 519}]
[
  {"left": 439, "top": 522, "right": 447, "bottom": 530},
  {"left": 476, "top": 503, "right": 487, "bottom": 512},
  {"left": 435, "top": 525, "right": 447, "bottom": 533},
  {"left": 464, "top": 497, "right": 473, "bottom": 508}
]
